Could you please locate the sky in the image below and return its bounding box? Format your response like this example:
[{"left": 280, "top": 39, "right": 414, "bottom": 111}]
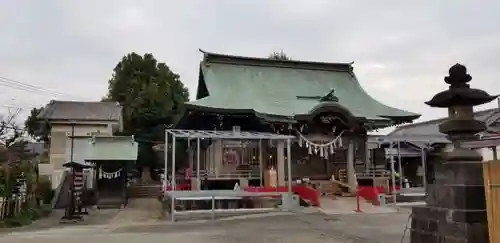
[{"left": 1, "top": 0, "right": 500, "bottom": 134}]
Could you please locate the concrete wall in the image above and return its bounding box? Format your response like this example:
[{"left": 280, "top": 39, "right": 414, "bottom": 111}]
[
  {"left": 47, "top": 120, "right": 123, "bottom": 189},
  {"left": 49, "top": 123, "right": 114, "bottom": 170}
]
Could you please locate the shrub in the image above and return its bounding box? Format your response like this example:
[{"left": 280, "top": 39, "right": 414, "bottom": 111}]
[
  {"left": 36, "top": 177, "right": 54, "bottom": 204},
  {"left": 3, "top": 205, "right": 51, "bottom": 227},
  {"left": 4, "top": 214, "right": 32, "bottom": 227}
]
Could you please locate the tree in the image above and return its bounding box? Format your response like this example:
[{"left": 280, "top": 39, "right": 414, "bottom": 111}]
[
  {"left": 106, "top": 52, "right": 190, "bottom": 180},
  {"left": 24, "top": 107, "right": 50, "bottom": 143},
  {"left": 0, "top": 108, "right": 27, "bottom": 162},
  {"left": 0, "top": 108, "right": 23, "bottom": 148},
  {"left": 268, "top": 50, "right": 292, "bottom": 60},
  {"left": 106, "top": 53, "right": 189, "bottom": 133}
]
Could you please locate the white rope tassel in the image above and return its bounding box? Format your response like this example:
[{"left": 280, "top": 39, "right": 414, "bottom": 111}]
[
  {"left": 297, "top": 130, "right": 344, "bottom": 149},
  {"left": 324, "top": 147, "right": 329, "bottom": 159},
  {"left": 100, "top": 168, "right": 122, "bottom": 179},
  {"left": 330, "top": 143, "right": 334, "bottom": 154},
  {"left": 308, "top": 145, "right": 312, "bottom": 154},
  {"left": 320, "top": 146, "right": 324, "bottom": 157},
  {"left": 299, "top": 136, "right": 303, "bottom": 147}
]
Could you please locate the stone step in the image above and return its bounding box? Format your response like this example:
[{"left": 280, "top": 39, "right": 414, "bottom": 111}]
[
  {"left": 383, "top": 193, "right": 425, "bottom": 205},
  {"left": 396, "top": 193, "right": 426, "bottom": 203},
  {"left": 128, "top": 185, "right": 162, "bottom": 198},
  {"left": 97, "top": 197, "right": 123, "bottom": 209},
  {"left": 98, "top": 204, "right": 122, "bottom": 209}
]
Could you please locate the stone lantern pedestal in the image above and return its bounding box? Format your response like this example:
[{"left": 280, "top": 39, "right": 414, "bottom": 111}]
[{"left": 410, "top": 64, "right": 498, "bottom": 243}]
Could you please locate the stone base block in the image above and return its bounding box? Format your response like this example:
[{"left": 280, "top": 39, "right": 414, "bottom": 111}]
[{"left": 410, "top": 206, "right": 488, "bottom": 243}]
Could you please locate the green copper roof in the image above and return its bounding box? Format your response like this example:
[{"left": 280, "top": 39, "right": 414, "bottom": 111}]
[{"left": 187, "top": 51, "right": 420, "bottom": 126}]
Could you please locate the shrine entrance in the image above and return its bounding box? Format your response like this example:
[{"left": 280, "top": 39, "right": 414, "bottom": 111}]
[{"left": 91, "top": 160, "right": 132, "bottom": 207}]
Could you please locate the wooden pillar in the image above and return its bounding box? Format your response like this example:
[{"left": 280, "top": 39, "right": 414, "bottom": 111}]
[
  {"left": 196, "top": 138, "right": 201, "bottom": 190},
  {"left": 94, "top": 161, "right": 100, "bottom": 204},
  {"left": 214, "top": 141, "right": 223, "bottom": 177},
  {"left": 259, "top": 140, "right": 263, "bottom": 186},
  {"left": 277, "top": 141, "right": 285, "bottom": 186},
  {"left": 326, "top": 157, "right": 332, "bottom": 176},
  {"left": 346, "top": 139, "right": 357, "bottom": 193},
  {"left": 188, "top": 141, "right": 193, "bottom": 173},
  {"left": 365, "top": 139, "right": 373, "bottom": 171},
  {"left": 188, "top": 141, "right": 194, "bottom": 189}
]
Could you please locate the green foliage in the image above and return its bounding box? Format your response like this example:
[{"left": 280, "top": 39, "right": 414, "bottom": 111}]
[
  {"left": 106, "top": 52, "right": 190, "bottom": 171},
  {"left": 3, "top": 205, "right": 51, "bottom": 227},
  {"left": 106, "top": 53, "right": 189, "bottom": 133},
  {"left": 24, "top": 107, "right": 51, "bottom": 142},
  {"left": 2, "top": 141, "right": 33, "bottom": 163},
  {"left": 268, "top": 50, "right": 292, "bottom": 60},
  {"left": 0, "top": 160, "right": 50, "bottom": 227},
  {"left": 36, "top": 176, "right": 54, "bottom": 204},
  {"left": 0, "top": 161, "right": 35, "bottom": 198}
]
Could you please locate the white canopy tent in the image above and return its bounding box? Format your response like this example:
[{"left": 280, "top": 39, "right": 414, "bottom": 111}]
[
  {"left": 164, "top": 129, "right": 295, "bottom": 193},
  {"left": 164, "top": 129, "right": 296, "bottom": 222}
]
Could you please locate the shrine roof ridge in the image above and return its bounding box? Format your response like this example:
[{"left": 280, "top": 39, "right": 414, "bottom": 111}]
[
  {"left": 186, "top": 50, "right": 421, "bottom": 130},
  {"left": 200, "top": 49, "right": 354, "bottom": 72}
]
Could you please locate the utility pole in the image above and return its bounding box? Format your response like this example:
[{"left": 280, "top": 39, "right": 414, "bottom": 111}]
[{"left": 61, "top": 123, "right": 82, "bottom": 221}]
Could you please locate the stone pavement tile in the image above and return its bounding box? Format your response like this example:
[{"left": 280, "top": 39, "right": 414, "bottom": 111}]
[
  {"left": 322, "top": 212, "right": 412, "bottom": 243},
  {"left": 319, "top": 197, "right": 397, "bottom": 215},
  {"left": 0, "top": 208, "right": 120, "bottom": 235},
  {"left": 107, "top": 209, "right": 159, "bottom": 225},
  {"left": 0, "top": 211, "right": 412, "bottom": 243},
  {"left": 111, "top": 213, "right": 404, "bottom": 243}
]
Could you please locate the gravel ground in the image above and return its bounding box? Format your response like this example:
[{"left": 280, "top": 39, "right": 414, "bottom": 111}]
[{"left": 0, "top": 209, "right": 411, "bottom": 243}]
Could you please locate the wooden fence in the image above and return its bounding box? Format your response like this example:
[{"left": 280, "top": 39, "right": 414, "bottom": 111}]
[
  {"left": 0, "top": 194, "right": 33, "bottom": 221},
  {"left": 483, "top": 160, "right": 500, "bottom": 243}
]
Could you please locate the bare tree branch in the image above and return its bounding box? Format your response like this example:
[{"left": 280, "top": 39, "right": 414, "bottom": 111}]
[{"left": 0, "top": 107, "right": 23, "bottom": 147}]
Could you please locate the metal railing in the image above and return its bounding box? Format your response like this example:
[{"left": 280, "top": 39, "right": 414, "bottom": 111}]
[
  {"left": 356, "top": 169, "right": 391, "bottom": 179},
  {"left": 190, "top": 169, "right": 260, "bottom": 179}
]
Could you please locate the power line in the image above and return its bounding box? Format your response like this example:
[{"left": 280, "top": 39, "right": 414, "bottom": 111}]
[
  {"left": 0, "top": 76, "right": 86, "bottom": 99},
  {"left": 0, "top": 76, "right": 71, "bottom": 97},
  {"left": 0, "top": 79, "right": 61, "bottom": 97}
]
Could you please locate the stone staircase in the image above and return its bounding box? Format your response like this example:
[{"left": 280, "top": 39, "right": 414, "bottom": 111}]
[
  {"left": 97, "top": 197, "right": 124, "bottom": 209},
  {"left": 314, "top": 180, "right": 336, "bottom": 198},
  {"left": 128, "top": 184, "right": 162, "bottom": 198},
  {"left": 53, "top": 171, "right": 71, "bottom": 209},
  {"left": 396, "top": 188, "right": 426, "bottom": 205},
  {"left": 381, "top": 188, "right": 426, "bottom": 206}
]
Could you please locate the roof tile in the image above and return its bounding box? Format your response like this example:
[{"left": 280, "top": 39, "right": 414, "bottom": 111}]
[
  {"left": 38, "top": 100, "right": 122, "bottom": 121},
  {"left": 188, "top": 52, "right": 420, "bottom": 125}
]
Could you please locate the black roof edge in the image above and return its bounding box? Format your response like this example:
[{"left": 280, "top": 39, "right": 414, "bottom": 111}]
[
  {"left": 185, "top": 104, "right": 296, "bottom": 123},
  {"left": 184, "top": 104, "right": 412, "bottom": 129},
  {"left": 199, "top": 49, "right": 354, "bottom": 72},
  {"left": 378, "top": 114, "right": 422, "bottom": 123}
]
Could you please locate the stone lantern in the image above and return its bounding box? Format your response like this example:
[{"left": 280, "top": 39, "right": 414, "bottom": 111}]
[{"left": 410, "top": 64, "right": 498, "bottom": 243}]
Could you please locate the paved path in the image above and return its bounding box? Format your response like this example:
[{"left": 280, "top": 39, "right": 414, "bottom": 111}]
[
  {"left": 0, "top": 209, "right": 411, "bottom": 243},
  {"left": 0, "top": 208, "right": 120, "bottom": 233},
  {"left": 319, "top": 197, "right": 397, "bottom": 215}
]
